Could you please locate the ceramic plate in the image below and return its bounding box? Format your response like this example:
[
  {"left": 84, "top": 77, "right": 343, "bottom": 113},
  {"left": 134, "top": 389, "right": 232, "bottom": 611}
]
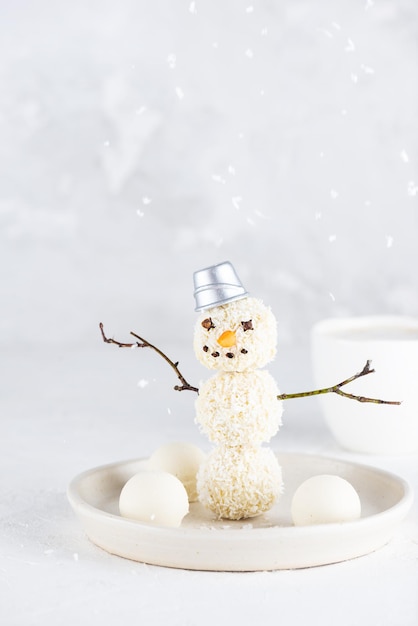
[{"left": 67, "top": 452, "right": 413, "bottom": 571}]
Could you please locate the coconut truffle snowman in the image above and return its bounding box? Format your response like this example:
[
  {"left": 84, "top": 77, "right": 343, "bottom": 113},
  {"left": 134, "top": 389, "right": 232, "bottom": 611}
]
[
  {"left": 100, "top": 261, "right": 397, "bottom": 524},
  {"left": 193, "top": 262, "right": 283, "bottom": 520}
]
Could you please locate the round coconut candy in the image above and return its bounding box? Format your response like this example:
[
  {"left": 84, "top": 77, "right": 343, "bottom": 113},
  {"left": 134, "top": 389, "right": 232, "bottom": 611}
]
[
  {"left": 147, "top": 441, "right": 206, "bottom": 502},
  {"left": 291, "top": 474, "right": 361, "bottom": 526},
  {"left": 119, "top": 471, "right": 189, "bottom": 527}
]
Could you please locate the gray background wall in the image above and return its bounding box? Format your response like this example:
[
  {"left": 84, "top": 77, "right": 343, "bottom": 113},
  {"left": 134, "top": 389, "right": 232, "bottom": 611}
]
[{"left": 1, "top": 0, "right": 417, "bottom": 355}]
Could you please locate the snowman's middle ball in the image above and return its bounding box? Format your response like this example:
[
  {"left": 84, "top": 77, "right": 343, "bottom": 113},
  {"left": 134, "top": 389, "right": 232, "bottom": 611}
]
[{"left": 195, "top": 370, "right": 283, "bottom": 445}]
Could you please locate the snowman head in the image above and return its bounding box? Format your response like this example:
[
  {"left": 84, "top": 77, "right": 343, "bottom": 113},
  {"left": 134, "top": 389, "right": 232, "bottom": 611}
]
[{"left": 193, "top": 297, "right": 277, "bottom": 372}]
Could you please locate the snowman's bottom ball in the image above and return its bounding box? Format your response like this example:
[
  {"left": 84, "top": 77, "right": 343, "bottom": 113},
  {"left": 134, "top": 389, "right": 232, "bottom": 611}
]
[{"left": 197, "top": 446, "right": 282, "bottom": 520}]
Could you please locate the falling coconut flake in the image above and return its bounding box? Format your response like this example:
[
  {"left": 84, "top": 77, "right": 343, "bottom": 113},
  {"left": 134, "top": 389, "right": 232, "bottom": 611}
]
[
  {"left": 137, "top": 379, "right": 149, "bottom": 389},
  {"left": 361, "top": 64, "right": 375, "bottom": 75},
  {"left": 232, "top": 196, "right": 242, "bottom": 210},
  {"left": 407, "top": 181, "right": 418, "bottom": 197},
  {"left": 400, "top": 150, "right": 409, "bottom": 163},
  {"left": 167, "top": 53, "right": 177, "bottom": 69},
  {"left": 345, "top": 38, "right": 356, "bottom": 52},
  {"left": 319, "top": 27, "right": 334, "bottom": 39},
  {"left": 175, "top": 87, "right": 184, "bottom": 100}
]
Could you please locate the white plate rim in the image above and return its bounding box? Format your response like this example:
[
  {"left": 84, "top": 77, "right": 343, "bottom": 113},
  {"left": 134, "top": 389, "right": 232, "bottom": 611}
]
[{"left": 67, "top": 452, "right": 413, "bottom": 571}]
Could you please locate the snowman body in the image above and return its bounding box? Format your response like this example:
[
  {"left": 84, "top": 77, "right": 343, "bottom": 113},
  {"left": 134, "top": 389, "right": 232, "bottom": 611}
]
[{"left": 194, "top": 297, "right": 284, "bottom": 520}]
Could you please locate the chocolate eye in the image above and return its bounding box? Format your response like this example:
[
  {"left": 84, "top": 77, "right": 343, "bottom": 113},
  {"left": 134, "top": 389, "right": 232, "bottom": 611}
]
[
  {"left": 241, "top": 320, "right": 253, "bottom": 331},
  {"left": 202, "top": 317, "right": 215, "bottom": 330}
]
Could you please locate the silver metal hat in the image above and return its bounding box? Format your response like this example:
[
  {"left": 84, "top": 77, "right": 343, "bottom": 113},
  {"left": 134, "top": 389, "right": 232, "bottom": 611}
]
[{"left": 193, "top": 261, "right": 249, "bottom": 311}]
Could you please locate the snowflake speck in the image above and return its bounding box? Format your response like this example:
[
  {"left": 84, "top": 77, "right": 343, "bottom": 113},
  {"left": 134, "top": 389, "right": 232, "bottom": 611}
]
[
  {"left": 329, "top": 234, "right": 337, "bottom": 243},
  {"left": 232, "top": 196, "right": 242, "bottom": 210},
  {"left": 246, "top": 6, "right": 254, "bottom": 13},
  {"left": 136, "top": 106, "right": 147, "bottom": 115},
  {"left": 167, "top": 53, "right": 177, "bottom": 69},
  {"left": 386, "top": 235, "right": 394, "bottom": 248},
  {"left": 212, "top": 174, "right": 226, "bottom": 185},
  {"left": 245, "top": 48, "right": 254, "bottom": 59},
  {"left": 142, "top": 197, "right": 152, "bottom": 205},
  {"left": 136, "top": 209, "right": 145, "bottom": 217},
  {"left": 361, "top": 64, "right": 375, "bottom": 75},
  {"left": 329, "top": 292, "right": 336, "bottom": 302},
  {"left": 261, "top": 27, "right": 268, "bottom": 36},
  {"left": 332, "top": 22, "right": 341, "bottom": 30},
  {"left": 345, "top": 38, "right": 355, "bottom": 52},
  {"left": 351, "top": 73, "right": 359, "bottom": 83},
  {"left": 315, "top": 211, "right": 322, "bottom": 220},
  {"left": 175, "top": 87, "right": 184, "bottom": 100},
  {"left": 228, "top": 165, "right": 236, "bottom": 176},
  {"left": 407, "top": 181, "right": 418, "bottom": 197},
  {"left": 330, "top": 189, "right": 339, "bottom": 199},
  {"left": 189, "top": 1, "right": 197, "bottom": 14},
  {"left": 137, "top": 379, "right": 149, "bottom": 389},
  {"left": 400, "top": 150, "right": 409, "bottom": 163}
]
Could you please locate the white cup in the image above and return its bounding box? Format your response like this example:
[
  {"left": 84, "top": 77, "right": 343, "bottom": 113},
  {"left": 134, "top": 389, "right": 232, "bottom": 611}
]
[{"left": 311, "top": 316, "right": 418, "bottom": 454}]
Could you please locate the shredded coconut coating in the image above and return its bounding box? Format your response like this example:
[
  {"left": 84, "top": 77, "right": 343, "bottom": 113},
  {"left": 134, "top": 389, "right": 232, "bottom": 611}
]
[
  {"left": 195, "top": 370, "right": 283, "bottom": 445},
  {"left": 194, "top": 297, "right": 277, "bottom": 372},
  {"left": 197, "top": 446, "right": 283, "bottom": 520}
]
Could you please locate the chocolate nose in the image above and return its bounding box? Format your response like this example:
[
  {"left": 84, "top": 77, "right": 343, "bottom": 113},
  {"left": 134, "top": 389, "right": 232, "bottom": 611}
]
[{"left": 217, "top": 330, "right": 236, "bottom": 348}]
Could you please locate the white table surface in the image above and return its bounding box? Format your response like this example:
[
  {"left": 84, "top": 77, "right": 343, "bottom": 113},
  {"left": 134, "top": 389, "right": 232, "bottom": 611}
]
[{"left": 1, "top": 346, "right": 417, "bottom": 626}]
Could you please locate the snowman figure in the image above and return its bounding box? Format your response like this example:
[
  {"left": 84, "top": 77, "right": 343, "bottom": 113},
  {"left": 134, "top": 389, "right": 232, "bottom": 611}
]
[
  {"left": 100, "top": 261, "right": 400, "bottom": 523},
  {"left": 192, "top": 262, "right": 283, "bottom": 520}
]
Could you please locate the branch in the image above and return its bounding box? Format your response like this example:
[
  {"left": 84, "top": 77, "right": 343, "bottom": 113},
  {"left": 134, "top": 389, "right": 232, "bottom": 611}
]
[
  {"left": 277, "top": 360, "right": 401, "bottom": 405},
  {"left": 99, "top": 323, "right": 199, "bottom": 393}
]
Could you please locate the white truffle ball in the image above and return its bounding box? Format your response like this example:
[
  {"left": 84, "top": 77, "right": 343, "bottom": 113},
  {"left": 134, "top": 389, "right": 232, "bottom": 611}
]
[
  {"left": 147, "top": 441, "right": 206, "bottom": 502},
  {"left": 119, "top": 471, "right": 189, "bottom": 527},
  {"left": 291, "top": 475, "right": 361, "bottom": 526}
]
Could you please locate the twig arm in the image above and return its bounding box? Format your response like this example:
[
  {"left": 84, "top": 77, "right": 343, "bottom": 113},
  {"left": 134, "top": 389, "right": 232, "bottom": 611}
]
[
  {"left": 99, "top": 323, "right": 199, "bottom": 393},
  {"left": 277, "top": 360, "right": 401, "bottom": 405}
]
